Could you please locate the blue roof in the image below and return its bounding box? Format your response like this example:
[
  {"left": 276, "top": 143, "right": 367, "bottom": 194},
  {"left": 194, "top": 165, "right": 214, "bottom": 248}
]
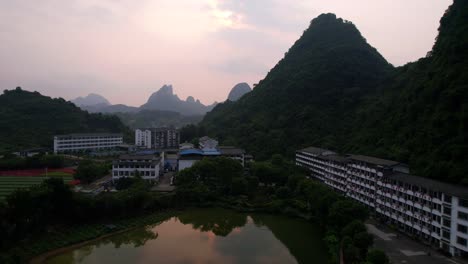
[
  {"left": 180, "top": 149, "right": 204, "bottom": 156},
  {"left": 179, "top": 149, "right": 221, "bottom": 156},
  {"left": 202, "top": 150, "right": 221, "bottom": 156},
  {"left": 135, "top": 150, "right": 160, "bottom": 155}
]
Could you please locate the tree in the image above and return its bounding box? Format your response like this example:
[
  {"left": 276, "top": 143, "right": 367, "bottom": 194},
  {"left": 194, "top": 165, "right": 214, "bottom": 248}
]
[
  {"left": 74, "top": 160, "right": 109, "bottom": 184},
  {"left": 366, "top": 249, "right": 389, "bottom": 264}
]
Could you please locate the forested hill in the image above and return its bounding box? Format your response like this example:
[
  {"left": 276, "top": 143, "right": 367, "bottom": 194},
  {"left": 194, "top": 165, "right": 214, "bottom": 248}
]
[
  {"left": 348, "top": 0, "right": 468, "bottom": 184},
  {"left": 0, "top": 88, "right": 131, "bottom": 152},
  {"left": 199, "top": 0, "right": 468, "bottom": 185},
  {"left": 200, "top": 13, "right": 392, "bottom": 158}
]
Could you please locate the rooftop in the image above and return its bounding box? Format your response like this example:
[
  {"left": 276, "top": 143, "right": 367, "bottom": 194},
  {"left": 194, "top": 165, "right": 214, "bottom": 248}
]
[
  {"left": 321, "top": 154, "right": 350, "bottom": 163},
  {"left": 349, "top": 155, "right": 400, "bottom": 167},
  {"left": 118, "top": 154, "right": 159, "bottom": 160},
  {"left": 219, "top": 146, "right": 245, "bottom": 155},
  {"left": 55, "top": 133, "right": 123, "bottom": 138},
  {"left": 389, "top": 172, "right": 468, "bottom": 199},
  {"left": 298, "top": 146, "right": 335, "bottom": 155}
]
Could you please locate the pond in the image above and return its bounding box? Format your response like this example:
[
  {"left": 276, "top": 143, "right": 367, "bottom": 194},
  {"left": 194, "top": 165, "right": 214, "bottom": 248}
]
[{"left": 46, "top": 208, "right": 327, "bottom": 264}]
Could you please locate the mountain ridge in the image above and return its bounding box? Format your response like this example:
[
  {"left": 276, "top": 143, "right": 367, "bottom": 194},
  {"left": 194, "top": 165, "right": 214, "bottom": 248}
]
[{"left": 198, "top": 4, "right": 468, "bottom": 185}]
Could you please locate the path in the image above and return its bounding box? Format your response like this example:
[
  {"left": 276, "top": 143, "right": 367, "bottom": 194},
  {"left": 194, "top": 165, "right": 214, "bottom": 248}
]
[{"left": 366, "top": 220, "right": 468, "bottom": 264}]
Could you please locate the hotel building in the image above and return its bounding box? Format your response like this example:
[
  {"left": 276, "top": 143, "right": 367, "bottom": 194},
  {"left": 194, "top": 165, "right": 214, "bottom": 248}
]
[
  {"left": 296, "top": 146, "right": 468, "bottom": 257},
  {"left": 53, "top": 133, "right": 123, "bottom": 153}
]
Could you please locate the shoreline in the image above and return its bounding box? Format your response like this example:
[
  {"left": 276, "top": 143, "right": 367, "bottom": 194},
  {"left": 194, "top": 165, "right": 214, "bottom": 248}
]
[{"left": 29, "top": 226, "right": 138, "bottom": 264}]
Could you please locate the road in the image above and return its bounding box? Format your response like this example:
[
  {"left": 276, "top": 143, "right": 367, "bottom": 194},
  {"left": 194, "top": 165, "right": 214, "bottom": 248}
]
[
  {"left": 151, "top": 172, "right": 175, "bottom": 192},
  {"left": 366, "top": 220, "right": 468, "bottom": 264}
]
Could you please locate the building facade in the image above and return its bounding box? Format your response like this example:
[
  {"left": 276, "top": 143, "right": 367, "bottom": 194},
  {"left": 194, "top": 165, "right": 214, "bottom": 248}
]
[
  {"left": 53, "top": 133, "right": 123, "bottom": 153},
  {"left": 135, "top": 128, "right": 180, "bottom": 149},
  {"left": 112, "top": 154, "right": 161, "bottom": 182},
  {"left": 296, "top": 146, "right": 468, "bottom": 257}
]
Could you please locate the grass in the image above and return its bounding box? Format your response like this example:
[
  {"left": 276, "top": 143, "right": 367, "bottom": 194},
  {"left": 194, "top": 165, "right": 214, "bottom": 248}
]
[{"left": 0, "top": 176, "right": 73, "bottom": 201}]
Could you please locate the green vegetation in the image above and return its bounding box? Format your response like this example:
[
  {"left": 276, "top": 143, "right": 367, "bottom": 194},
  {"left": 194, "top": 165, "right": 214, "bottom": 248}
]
[
  {"left": 74, "top": 160, "right": 110, "bottom": 184},
  {"left": 0, "top": 155, "right": 382, "bottom": 263},
  {"left": 0, "top": 177, "right": 178, "bottom": 263},
  {"left": 0, "top": 176, "right": 73, "bottom": 201},
  {"left": 176, "top": 156, "right": 378, "bottom": 263},
  {"left": 0, "top": 88, "right": 131, "bottom": 152},
  {"left": 194, "top": 1, "right": 468, "bottom": 185}
]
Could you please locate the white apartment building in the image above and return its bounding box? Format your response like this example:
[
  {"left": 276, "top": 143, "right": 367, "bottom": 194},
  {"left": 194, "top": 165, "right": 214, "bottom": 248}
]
[
  {"left": 296, "top": 146, "right": 468, "bottom": 257},
  {"left": 112, "top": 154, "right": 161, "bottom": 182},
  {"left": 135, "top": 129, "right": 152, "bottom": 148},
  {"left": 53, "top": 133, "right": 123, "bottom": 153},
  {"left": 135, "top": 128, "right": 179, "bottom": 149}
]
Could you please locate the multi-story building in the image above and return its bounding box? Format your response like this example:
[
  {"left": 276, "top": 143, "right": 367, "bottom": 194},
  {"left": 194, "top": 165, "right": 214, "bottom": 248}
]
[
  {"left": 112, "top": 154, "right": 162, "bottom": 182},
  {"left": 296, "top": 146, "right": 468, "bottom": 257},
  {"left": 53, "top": 133, "right": 123, "bottom": 153},
  {"left": 135, "top": 128, "right": 180, "bottom": 149}
]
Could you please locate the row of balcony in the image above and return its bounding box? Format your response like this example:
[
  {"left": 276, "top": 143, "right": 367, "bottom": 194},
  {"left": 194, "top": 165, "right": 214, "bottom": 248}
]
[
  {"left": 377, "top": 181, "right": 442, "bottom": 203},
  {"left": 376, "top": 208, "right": 441, "bottom": 240},
  {"left": 376, "top": 199, "right": 441, "bottom": 228}
]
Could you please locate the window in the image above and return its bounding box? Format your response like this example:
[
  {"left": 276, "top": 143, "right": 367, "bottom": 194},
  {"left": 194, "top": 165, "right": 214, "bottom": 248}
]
[
  {"left": 459, "top": 212, "right": 468, "bottom": 221},
  {"left": 442, "top": 230, "right": 451, "bottom": 239},
  {"left": 458, "top": 224, "right": 468, "bottom": 234},
  {"left": 444, "top": 195, "right": 452, "bottom": 203},
  {"left": 457, "top": 237, "right": 467, "bottom": 247},
  {"left": 442, "top": 218, "right": 451, "bottom": 227},
  {"left": 460, "top": 199, "right": 468, "bottom": 208},
  {"left": 443, "top": 206, "right": 451, "bottom": 215}
]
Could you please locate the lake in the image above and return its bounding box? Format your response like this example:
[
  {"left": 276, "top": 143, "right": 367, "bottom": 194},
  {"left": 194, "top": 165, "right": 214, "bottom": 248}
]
[{"left": 45, "top": 208, "right": 327, "bottom": 264}]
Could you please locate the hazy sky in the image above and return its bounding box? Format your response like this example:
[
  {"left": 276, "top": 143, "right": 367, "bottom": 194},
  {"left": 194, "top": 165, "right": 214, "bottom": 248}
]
[{"left": 0, "top": 0, "right": 452, "bottom": 106}]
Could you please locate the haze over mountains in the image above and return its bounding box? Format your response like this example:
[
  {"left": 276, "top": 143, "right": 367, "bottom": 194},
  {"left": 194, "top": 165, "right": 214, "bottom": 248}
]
[
  {"left": 72, "top": 83, "right": 251, "bottom": 116},
  {"left": 199, "top": 0, "right": 468, "bottom": 185}
]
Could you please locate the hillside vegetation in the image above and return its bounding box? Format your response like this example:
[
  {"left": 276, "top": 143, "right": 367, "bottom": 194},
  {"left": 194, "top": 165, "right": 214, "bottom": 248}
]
[
  {"left": 198, "top": 1, "right": 468, "bottom": 185},
  {"left": 0, "top": 87, "right": 131, "bottom": 152}
]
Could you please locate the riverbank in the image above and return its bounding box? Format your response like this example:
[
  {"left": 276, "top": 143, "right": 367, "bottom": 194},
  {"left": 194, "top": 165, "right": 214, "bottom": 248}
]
[
  {"left": 25, "top": 198, "right": 315, "bottom": 263},
  {"left": 5, "top": 210, "right": 176, "bottom": 264},
  {"left": 30, "top": 227, "right": 138, "bottom": 264}
]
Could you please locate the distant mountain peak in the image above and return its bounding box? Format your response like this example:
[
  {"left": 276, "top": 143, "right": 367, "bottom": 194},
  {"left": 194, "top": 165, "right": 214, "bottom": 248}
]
[
  {"left": 158, "top": 84, "right": 174, "bottom": 95},
  {"left": 141, "top": 85, "right": 215, "bottom": 115},
  {"left": 186, "top": 96, "right": 195, "bottom": 103},
  {"left": 227, "top": 82, "right": 251, "bottom": 101},
  {"left": 72, "top": 93, "right": 110, "bottom": 106}
]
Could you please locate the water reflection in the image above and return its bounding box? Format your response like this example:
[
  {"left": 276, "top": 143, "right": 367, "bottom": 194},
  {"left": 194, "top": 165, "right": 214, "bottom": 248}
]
[
  {"left": 46, "top": 208, "right": 326, "bottom": 264},
  {"left": 177, "top": 209, "right": 247, "bottom": 236}
]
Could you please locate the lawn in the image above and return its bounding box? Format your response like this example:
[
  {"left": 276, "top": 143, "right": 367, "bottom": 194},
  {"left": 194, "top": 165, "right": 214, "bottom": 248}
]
[{"left": 0, "top": 176, "right": 74, "bottom": 201}]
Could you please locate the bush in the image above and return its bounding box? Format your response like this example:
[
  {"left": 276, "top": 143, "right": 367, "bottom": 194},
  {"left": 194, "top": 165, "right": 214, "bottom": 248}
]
[{"left": 366, "top": 249, "right": 389, "bottom": 264}]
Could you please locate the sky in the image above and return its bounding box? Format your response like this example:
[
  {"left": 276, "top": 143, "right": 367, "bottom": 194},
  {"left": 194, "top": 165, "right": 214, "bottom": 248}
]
[{"left": 0, "top": 0, "right": 452, "bottom": 106}]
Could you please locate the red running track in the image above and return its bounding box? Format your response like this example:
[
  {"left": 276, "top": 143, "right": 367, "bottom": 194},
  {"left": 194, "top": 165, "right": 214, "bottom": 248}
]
[{"left": 0, "top": 168, "right": 75, "bottom": 177}]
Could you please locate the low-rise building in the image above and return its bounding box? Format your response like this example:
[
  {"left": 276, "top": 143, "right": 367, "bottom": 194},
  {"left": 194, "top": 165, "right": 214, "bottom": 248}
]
[
  {"left": 54, "top": 133, "right": 123, "bottom": 153},
  {"left": 295, "top": 146, "right": 468, "bottom": 257},
  {"left": 178, "top": 149, "right": 205, "bottom": 171},
  {"left": 112, "top": 154, "right": 162, "bottom": 182}
]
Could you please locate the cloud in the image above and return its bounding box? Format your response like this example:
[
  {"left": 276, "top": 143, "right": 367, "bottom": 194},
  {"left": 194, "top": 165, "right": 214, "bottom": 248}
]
[{"left": 0, "top": 0, "right": 453, "bottom": 105}]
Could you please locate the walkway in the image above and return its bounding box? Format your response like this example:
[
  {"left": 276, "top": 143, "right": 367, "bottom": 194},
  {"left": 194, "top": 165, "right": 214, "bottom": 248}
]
[{"left": 366, "top": 221, "right": 468, "bottom": 264}]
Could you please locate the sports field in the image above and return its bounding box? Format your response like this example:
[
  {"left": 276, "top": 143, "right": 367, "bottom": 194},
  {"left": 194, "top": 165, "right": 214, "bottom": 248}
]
[{"left": 0, "top": 175, "right": 74, "bottom": 201}]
